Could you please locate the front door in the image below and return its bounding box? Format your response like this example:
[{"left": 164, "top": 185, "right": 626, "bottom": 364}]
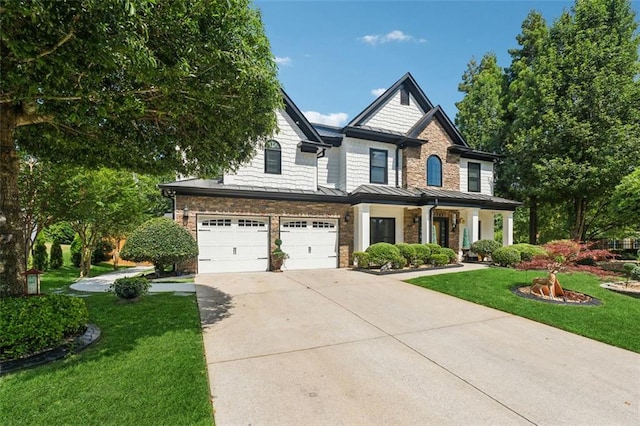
[
  {"left": 370, "top": 218, "right": 395, "bottom": 244},
  {"left": 433, "top": 217, "right": 449, "bottom": 247}
]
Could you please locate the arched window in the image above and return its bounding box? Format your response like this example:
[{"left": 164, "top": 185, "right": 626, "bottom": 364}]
[
  {"left": 426, "top": 155, "right": 442, "bottom": 187},
  {"left": 264, "top": 140, "right": 281, "bottom": 174}
]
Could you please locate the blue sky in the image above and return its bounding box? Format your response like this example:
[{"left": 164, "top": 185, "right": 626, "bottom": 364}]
[{"left": 255, "top": 0, "right": 640, "bottom": 126}]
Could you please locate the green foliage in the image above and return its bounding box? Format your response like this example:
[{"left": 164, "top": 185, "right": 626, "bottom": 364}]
[
  {"left": 91, "top": 239, "right": 114, "bottom": 265},
  {"left": 0, "top": 294, "right": 88, "bottom": 361},
  {"left": 470, "top": 239, "right": 502, "bottom": 259},
  {"left": 631, "top": 266, "right": 640, "bottom": 281},
  {"left": 395, "top": 243, "right": 419, "bottom": 266},
  {"left": 492, "top": 247, "right": 522, "bottom": 267},
  {"left": 49, "top": 241, "right": 63, "bottom": 270},
  {"left": 120, "top": 218, "right": 198, "bottom": 274},
  {"left": 70, "top": 234, "right": 82, "bottom": 268},
  {"left": 44, "top": 222, "right": 75, "bottom": 245},
  {"left": 430, "top": 254, "right": 450, "bottom": 266},
  {"left": 411, "top": 244, "right": 432, "bottom": 264},
  {"left": 439, "top": 248, "right": 458, "bottom": 263},
  {"left": 423, "top": 243, "right": 442, "bottom": 255},
  {"left": 353, "top": 252, "right": 370, "bottom": 269},
  {"left": 110, "top": 277, "right": 151, "bottom": 300},
  {"left": 365, "top": 243, "right": 406, "bottom": 269},
  {"left": 610, "top": 168, "right": 640, "bottom": 228},
  {"left": 32, "top": 234, "right": 48, "bottom": 271},
  {"left": 510, "top": 243, "right": 547, "bottom": 261}
]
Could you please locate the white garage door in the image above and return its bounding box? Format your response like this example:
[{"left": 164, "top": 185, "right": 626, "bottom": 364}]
[
  {"left": 197, "top": 216, "right": 269, "bottom": 273},
  {"left": 279, "top": 218, "right": 338, "bottom": 270}
]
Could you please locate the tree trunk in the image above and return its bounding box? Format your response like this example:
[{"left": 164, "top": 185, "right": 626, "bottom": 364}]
[
  {"left": 528, "top": 196, "right": 538, "bottom": 245},
  {"left": 571, "top": 197, "right": 588, "bottom": 242},
  {"left": 80, "top": 245, "right": 92, "bottom": 277},
  {"left": 0, "top": 106, "right": 26, "bottom": 297}
]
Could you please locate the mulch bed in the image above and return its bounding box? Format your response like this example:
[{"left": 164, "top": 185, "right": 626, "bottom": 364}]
[{"left": 512, "top": 286, "right": 601, "bottom": 306}]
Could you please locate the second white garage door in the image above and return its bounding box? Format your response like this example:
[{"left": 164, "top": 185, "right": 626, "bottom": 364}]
[
  {"left": 197, "top": 216, "right": 269, "bottom": 273},
  {"left": 279, "top": 218, "right": 338, "bottom": 270}
]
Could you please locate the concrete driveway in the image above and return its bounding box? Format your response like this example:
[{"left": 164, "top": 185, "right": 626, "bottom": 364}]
[{"left": 196, "top": 268, "right": 639, "bottom": 425}]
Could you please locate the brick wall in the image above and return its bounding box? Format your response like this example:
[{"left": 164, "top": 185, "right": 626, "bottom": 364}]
[
  {"left": 176, "top": 195, "right": 354, "bottom": 270},
  {"left": 403, "top": 120, "right": 461, "bottom": 191},
  {"left": 403, "top": 208, "right": 422, "bottom": 244}
]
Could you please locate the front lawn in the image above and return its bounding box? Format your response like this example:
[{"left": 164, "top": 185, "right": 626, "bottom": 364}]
[
  {"left": 0, "top": 247, "right": 213, "bottom": 425},
  {"left": 408, "top": 268, "right": 640, "bottom": 353}
]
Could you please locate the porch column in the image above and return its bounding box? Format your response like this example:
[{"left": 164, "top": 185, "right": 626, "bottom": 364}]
[
  {"left": 470, "top": 209, "right": 480, "bottom": 243},
  {"left": 421, "top": 206, "right": 433, "bottom": 244},
  {"left": 502, "top": 211, "right": 514, "bottom": 246},
  {"left": 354, "top": 204, "right": 371, "bottom": 252}
]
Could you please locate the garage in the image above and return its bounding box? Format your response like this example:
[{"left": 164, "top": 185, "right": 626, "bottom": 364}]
[
  {"left": 197, "top": 216, "right": 269, "bottom": 273},
  {"left": 279, "top": 218, "right": 338, "bottom": 270}
]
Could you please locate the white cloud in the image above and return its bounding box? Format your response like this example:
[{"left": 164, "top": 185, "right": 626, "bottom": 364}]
[
  {"left": 275, "top": 56, "right": 292, "bottom": 66},
  {"left": 303, "top": 111, "right": 349, "bottom": 127},
  {"left": 371, "top": 88, "right": 386, "bottom": 97},
  {"left": 360, "top": 30, "right": 426, "bottom": 46}
]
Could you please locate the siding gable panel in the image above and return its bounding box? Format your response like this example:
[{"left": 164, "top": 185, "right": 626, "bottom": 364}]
[{"left": 362, "top": 92, "right": 425, "bottom": 134}]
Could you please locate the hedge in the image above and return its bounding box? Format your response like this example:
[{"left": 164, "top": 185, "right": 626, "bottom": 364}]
[
  {"left": 492, "top": 246, "right": 522, "bottom": 267},
  {"left": 365, "top": 243, "right": 406, "bottom": 269}
]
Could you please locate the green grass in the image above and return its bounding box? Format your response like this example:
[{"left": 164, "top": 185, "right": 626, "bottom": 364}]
[
  {"left": 408, "top": 268, "right": 640, "bottom": 353},
  {"left": 1, "top": 246, "right": 213, "bottom": 425}
]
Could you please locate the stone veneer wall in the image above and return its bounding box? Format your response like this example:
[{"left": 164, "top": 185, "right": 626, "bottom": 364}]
[
  {"left": 176, "top": 195, "right": 354, "bottom": 272},
  {"left": 403, "top": 208, "right": 422, "bottom": 244},
  {"left": 403, "top": 120, "right": 461, "bottom": 191}
]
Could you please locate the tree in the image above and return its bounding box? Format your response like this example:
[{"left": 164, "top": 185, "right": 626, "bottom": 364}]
[
  {"left": 610, "top": 168, "right": 640, "bottom": 229},
  {"left": 120, "top": 217, "right": 198, "bottom": 276},
  {"left": 455, "top": 52, "right": 506, "bottom": 154},
  {"left": 0, "top": 0, "right": 280, "bottom": 296},
  {"left": 47, "top": 167, "right": 150, "bottom": 277},
  {"left": 32, "top": 233, "right": 48, "bottom": 271},
  {"left": 49, "top": 240, "right": 63, "bottom": 269}
]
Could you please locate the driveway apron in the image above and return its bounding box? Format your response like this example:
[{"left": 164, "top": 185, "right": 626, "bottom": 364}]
[{"left": 196, "top": 268, "right": 640, "bottom": 425}]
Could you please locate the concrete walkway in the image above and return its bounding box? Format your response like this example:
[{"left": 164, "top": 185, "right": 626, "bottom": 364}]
[
  {"left": 70, "top": 266, "right": 195, "bottom": 293},
  {"left": 196, "top": 266, "right": 640, "bottom": 425}
]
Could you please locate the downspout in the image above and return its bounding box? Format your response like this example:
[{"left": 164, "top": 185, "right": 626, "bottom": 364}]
[{"left": 395, "top": 146, "right": 400, "bottom": 188}]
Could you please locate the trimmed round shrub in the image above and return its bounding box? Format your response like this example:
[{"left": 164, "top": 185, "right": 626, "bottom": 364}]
[
  {"left": 411, "top": 244, "right": 431, "bottom": 265},
  {"left": 92, "top": 239, "right": 114, "bottom": 265},
  {"left": 492, "top": 246, "right": 521, "bottom": 267},
  {"left": 631, "top": 266, "right": 640, "bottom": 281},
  {"left": 395, "top": 243, "right": 418, "bottom": 266},
  {"left": 424, "top": 243, "right": 442, "bottom": 255},
  {"left": 32, "top": 235, "right": 48, "bottom": 271},
  {"left": 120, "top": 218, "right": 199, "bottom": 275},
  {"left": 353, "top": 252, "right": 370, "bottom": 269},
  {"left": 439, "top": 247, "right": 458, "bottom": 264},
  {"left": 0, "top": 294, "right": 88, "bottom": 361},
  {"left": 50, "top": 241, "right": 64, "bottom": 269},
  {"left": 70, "top": 234, "right": 82, "bottom": 267},
  {"left": 470, "top": 239, "right": 502, "bottom": 260},
  {"left": 111, "top": 277, "right": 151, "bottom": 299},
  {"left": 510, "top": 243, "right": 547, "bottom": 261},
  {"left": 431, "top": 254, "right": 449, "bottom": 266},
  {"left": 365, "top": 243, "right": 406, "bottom": 269}
]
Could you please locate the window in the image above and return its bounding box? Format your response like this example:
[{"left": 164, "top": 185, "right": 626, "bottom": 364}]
[
  {"left": 426, "top": 155, "right": 442, "bottom": 187},
  {"left": 468, "top": 162, "right": 481, "bottom": 192},
  {"left": 370, "top": 149, "right": 388, "bottom": 184},
  {"left": 400, "top": 87, "right": 410, "bottom": 105},
  {"left": 370, "top": 218, "right": 395, "bottom": 244},
  {"left": 264, "top": 140, "right": 281, "bottom": 174}
]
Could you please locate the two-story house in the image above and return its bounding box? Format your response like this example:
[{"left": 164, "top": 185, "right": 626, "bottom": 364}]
[{"left": 159, "top": 73, "right": 521, "bottom": 273}]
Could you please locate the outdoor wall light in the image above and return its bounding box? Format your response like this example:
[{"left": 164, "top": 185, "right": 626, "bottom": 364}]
[
  {"left": 413, "top": 215, "right": 420, "bottom": 224},
  {"left": 451, "top": 213, "right": 458, "bottom": 231},
  {"left": 344, "top": 212, "right": 351, "bottom": 223},
  {"left": 182, "top": 205, "right": 189, "bottom": 226}
]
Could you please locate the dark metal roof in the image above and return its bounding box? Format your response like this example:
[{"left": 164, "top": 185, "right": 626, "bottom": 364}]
[
  {"left": 343, "top": 126, "right": 424, "bottom": 147},
  {"left": 281, "top": 88, "right": 325, "bottom": 144},
  {"left": 348, "top": 72, "right": 434, "bottom": 127},
  {"left": 448, "top": 145, "right": 501, "bottom": 161},
  {"left": 312, "top": 123, "right": 344, "bottom": 146},
  {"left": 406, "top": 105, "right": 468, "bottom": 147}
]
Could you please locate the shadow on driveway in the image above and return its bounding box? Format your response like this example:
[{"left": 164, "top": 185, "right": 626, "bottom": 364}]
[{"left": 195, "top": 284, "right": 233, "bottom": 328}]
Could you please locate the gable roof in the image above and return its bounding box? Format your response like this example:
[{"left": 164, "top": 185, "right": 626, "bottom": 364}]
[
  {"left": 281, "top": 88, "right": 325, "bottom": 145},
  {"left": 406, "top": 105, "right": 467, "bottom": 147},
  {"left": 347, "top": 72, "right": 434, "bottom": 127}
]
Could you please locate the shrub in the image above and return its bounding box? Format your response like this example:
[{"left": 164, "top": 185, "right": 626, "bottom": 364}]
[
  {"left": 631, "top": 266, "right": 640, "bottom": 281},
  {"left": 120, "top": 218, "right": 199, "bottom": 276},
  {"left": 92, "top": 239, "right": 114, "bottom": 265},
  {"left": 111, "top": 277, "right": 151, "bottom": 300},
  {"left": 49, "top": 241, "right": 64, "bottom": 269},
  {"left": 70, "top": 234, "right": 82, "bottom": 267},
  {"left": 492, "top": 247, "right": 521, "bottom": 267},
  {"left": 430, "top": 254, "right": 449, "bottom": 266},
  {"left": 510, "top": 243, "right": 547, "bottom": 261},
  {"left": 0, "top": 294, "right": 88, "bottom": 361},
  {"left": 365, "top": 243, "right": 406, "bottom": 269},
  {"left": 411, "top": 244, "right": 431, "bottom": 265},
  {"left": 423, "top": 243, "right": 442, "bottom": 255},
  {"left": 470, "top": 239, "right": 501, "bottom": 260},
  {"left": 32, "top": 234, "right": 48, "bottom": 271},
  {"left": 439, "top": 247, "right": 458, "bottom": 264},
  {"left": 353, "top": 252, "right": 370, "bottom": 269},
  {"left": 395, "top": 243, "right": 419, "bottom": 266}
]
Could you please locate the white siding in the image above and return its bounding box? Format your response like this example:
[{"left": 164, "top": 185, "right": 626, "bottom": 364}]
[
  {"left": 224, "top": 110, "right": 317, "bottom": 190},
  {"left": 344, "top": 138, "right": 400, "bottom": 192},
  {"left": 317, "top": 146, "right": 341, "bottom": 189},
  {"left": 362, "top": 92, "right": 425, "bottom": 134},
  {"left": 459, "top": 158, "right": 494, "bottom": 195}
]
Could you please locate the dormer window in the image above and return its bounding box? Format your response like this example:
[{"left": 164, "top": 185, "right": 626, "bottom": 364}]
[
  {"left": 264, "top": 140, "right": 281, "bottom": 174},
  {"left": 426, "top": 155, "right": 442, "bottom": 187},
  {"left": 468, "top": 162, "right": 481, "bottom": 192},
  {"left": 400, "top": 87, "right": 410, "bottom": 105}
]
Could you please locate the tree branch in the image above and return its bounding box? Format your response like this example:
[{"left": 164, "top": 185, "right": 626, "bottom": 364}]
[{"left": 24, "top": 29, "right": 75, "bottom": 63}]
